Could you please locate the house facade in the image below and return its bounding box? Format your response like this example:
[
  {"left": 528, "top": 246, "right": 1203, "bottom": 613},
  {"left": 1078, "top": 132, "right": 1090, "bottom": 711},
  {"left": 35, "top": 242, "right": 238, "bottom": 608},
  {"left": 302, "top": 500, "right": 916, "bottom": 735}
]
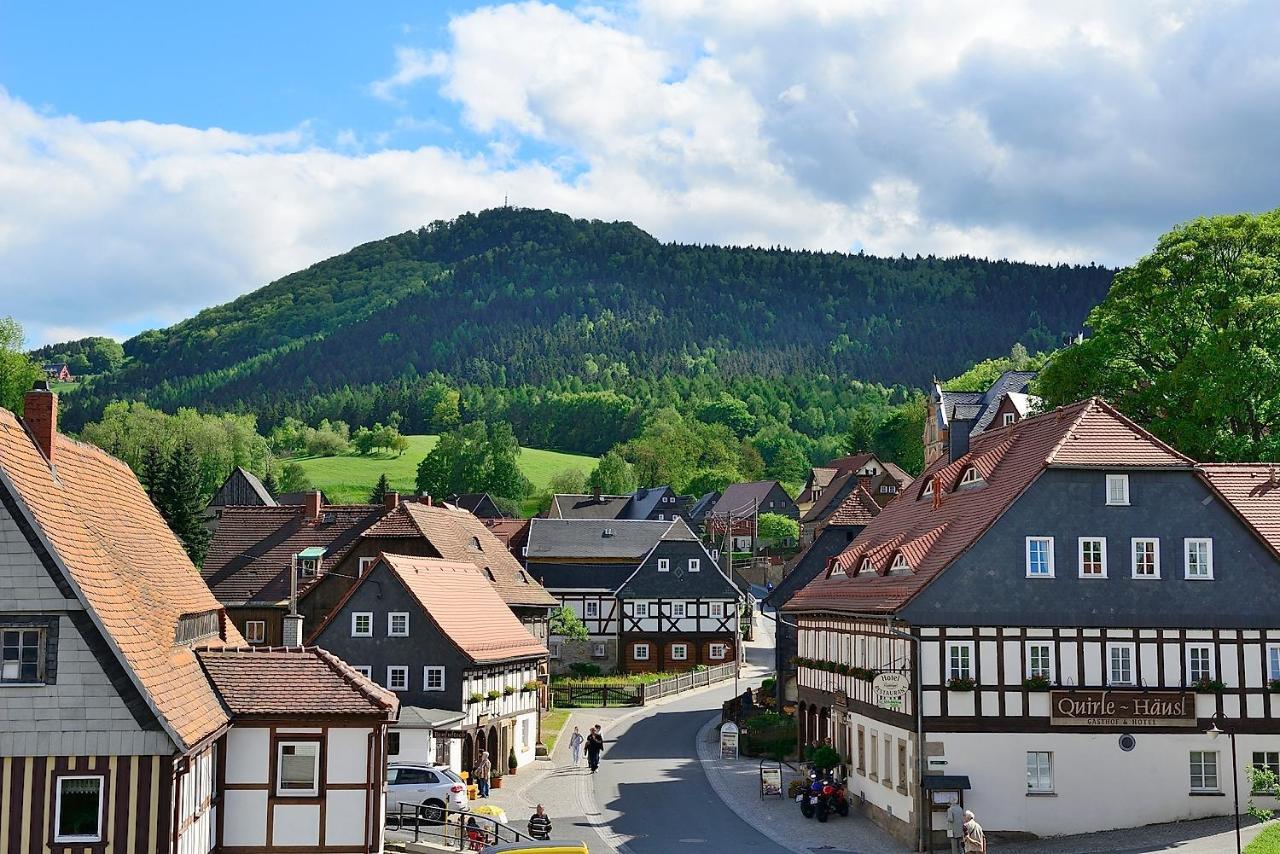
[
  {"left": 923, "top": 369, "right": 1038, "bottom": 469},
  {"left": 786, "top": 398, "right": 1280, "bottom": 846},
  {"left": 0, "top": 383, "right": 394, "bottom": 854},
  {"left": 310, "top": 555, "right": 546, "bottom": 776},
  {"left": 706, "top": 481, "right": 799, "bottom": 550},
  {"left": 615, "top": 525, "right": 742, "bottom": 673}
]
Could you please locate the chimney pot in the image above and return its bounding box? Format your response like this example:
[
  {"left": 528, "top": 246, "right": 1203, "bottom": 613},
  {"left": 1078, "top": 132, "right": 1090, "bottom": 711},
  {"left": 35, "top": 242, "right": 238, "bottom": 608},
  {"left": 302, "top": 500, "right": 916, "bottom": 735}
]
[
  {"left": 383, "top": 491, "right": 400, "bottom": 511},
  {"left": 304, "top": 491, "right": 322, "bottom": 521},
  {"left": 22, "top": 381, "right": 58, "bottom": 463},
  {"left": 282, "top": 614, "right": 303, "bottom": 648},
  {"left": 592, "top": 485, "right": 602, "bottom": 502}
]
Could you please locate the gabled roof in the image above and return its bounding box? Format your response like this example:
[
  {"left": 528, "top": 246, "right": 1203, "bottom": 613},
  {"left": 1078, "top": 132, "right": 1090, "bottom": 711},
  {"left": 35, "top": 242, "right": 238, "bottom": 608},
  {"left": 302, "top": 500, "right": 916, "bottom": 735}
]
[
  {"left": 626, "top": 486, "right": 675, "bottom": 520},
  {"left": 824, "top": 481, "right": 883, "bottom": 527},
  {"left": 617, "top": 520, "right": 739, "bottom": 600},
  {"left": 1199, "top": 465, "right": 1280, "bottom": 559},
  {"left": 0, "top": 404, "right": 243, "bottom": 750},
  {"left": 549, "top": 493, "right": 631, "bottom": 520},
  {"left": 525, "top": 518, "right": 677, "bottom": 560},
  {"left": 448, "top": 493, "right": 506, "bottom": 518},
  {"left": 208, "top": 466, "right": 276, "bottom": 508},
  {"left": 765, "top": 526, "right": 857, "bottom": 609},
  {"left": 786, "top": 399, "right": 1194, "bottom": 615},
  {"left": 937, "top": 370, "right": 1039, "bottom": 437},
  {"left": 711, "top": 480, "right": 791, "bottom": 516},
  {"left": 688, "top": 491, "right": 720, "bottom": 519},
  {"left": 345, "top": 555, "right": 547, "bottom": 664},
  {"left": 202, "top": 503, "right": 386, "bottom": 605},
  {"left": 197, "top": 646, "right": 398, "bottom": 717},
  {"left": 361, "top": 501, "right": 556, "bottom": 607}
]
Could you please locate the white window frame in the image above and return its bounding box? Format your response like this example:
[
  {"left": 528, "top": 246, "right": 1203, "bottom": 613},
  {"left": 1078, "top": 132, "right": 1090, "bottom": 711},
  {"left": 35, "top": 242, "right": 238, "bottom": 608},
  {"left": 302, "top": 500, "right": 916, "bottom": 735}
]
[
  {"left": 1107, "top": 642, "right": 1136, "bottom": 686},
  {"left": 423, "top": 666, "right": 445, "bottom": 692},
  {"left": 709, "top": 643, "right": 728, "bottom": 660},
  {"left": 584, "top": 600, "right": 600, "bottom": 618},
  {"left": 386, "top": 665, "right": 409, "bottom": 692},
  {"left": 53, "top": 775, "right": 105, "bottom": 843},
  {"left": 635, "top": 602, "right": 649, "bottom": 618},
  {"left": 388, "top": 612, "right": 410, "bottom": 637},
  {"left": 1025, "top": 641, "right": 1054, "bottom": 681},
  {"left": 657, "top": 558, "right": 670, "bottom": 572},
  {"left": 1131, "top": 538, "right": 1160, "bottom": 579},
  {"left": 1026, "top": 752, "right": 1054, "bottom": 793},
  {"left": 945, "top": 641, "right": 975, "bottom": 682},
  {"left": 633, "top": 643, "right": 650, "bottom": 661},
  {"left": 1025, "top": 537, "right": 1054, "bottom": 578},
  {"left": 1185, "top": 538, "right": 1214, "bottom": 580},
  {"left": 245, "top": 620, "right": 266, "bottom": 644},
  {"left": 353, "top": 665, "right": 372, "bottom": 678},
  {"left": 960, "top": 467, "right": 982, "bottom": 486},
  {"left": 1078, "top": 537, "right": 1108, "bottom": 578},
  {"left": 710, "top": 602, "right": 725, "bottom": 618},
  {"left": 689, "top": 558, "right": 700, "bottom": 572},
  {"left": 673, "top": 601, "right": 686, "bottom": 618},
  {"left": 671, "top": 643, "right": 689, "bottom": 661},
  {"left": 351, "top": 612, "right": 373, "bottom": 637},
  {"left": 1190, "top": 750, "right": 1219, "bottom": 793},
  {"left": 890, "top": 553, "right": 911, "bottom": 573},
  {"left": 657, "top": 513, "right": 665, "bottom": 521},
  {"left": 358, "top": 556, "right": 376, "bottom": 575},
  {"left": 549, "top": 641, "right": 562, "bottom": 660},
  {"left": 1003, "top": 413, "right": 1017, "bottom": 427},
  {"left": 1106, "top": 473, "right": 1130, "bottom": 506},
  {"left": 1186, "top": 644, "right": 1215, "bottom": 684},
  {"left": 1268, "top": 644, "right": 1280, "bottom": 683},
  {"left": 922, "top": 480, "right": 934, "bottom": 498},
  {"left": 591, "top": 641, "right": 606, "bottom": 658},
  {"left": 275, "top": 741, "right": 320, "bottom": 797}
]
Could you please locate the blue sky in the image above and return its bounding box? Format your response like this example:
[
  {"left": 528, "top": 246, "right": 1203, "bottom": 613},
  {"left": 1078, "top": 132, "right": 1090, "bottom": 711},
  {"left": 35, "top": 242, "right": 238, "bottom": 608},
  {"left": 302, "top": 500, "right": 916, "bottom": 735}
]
[{"left": 2, "top": 1, "right": 1278, "bottom": 346}]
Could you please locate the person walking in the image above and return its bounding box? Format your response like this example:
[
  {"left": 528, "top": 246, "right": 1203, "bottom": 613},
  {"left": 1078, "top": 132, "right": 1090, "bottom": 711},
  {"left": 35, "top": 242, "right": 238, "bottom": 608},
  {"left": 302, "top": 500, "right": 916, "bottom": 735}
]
[
  {"left": 963, "top": 810, "right": 986, "bottom": 854},
  {"left": 568, "top": 726, "right": 585, "bottom": 767},
  {"left": 528, "top": 804, "right": 553, "bottom": 840},
  {"left": 945, "top": 800, "right": 965, "bottom": 854},
  {"left": 585, "top": 725, "right": 605, "bottom": 773},
  {"left": 474, "top": 750, "right": 492, "bottom": 798}
]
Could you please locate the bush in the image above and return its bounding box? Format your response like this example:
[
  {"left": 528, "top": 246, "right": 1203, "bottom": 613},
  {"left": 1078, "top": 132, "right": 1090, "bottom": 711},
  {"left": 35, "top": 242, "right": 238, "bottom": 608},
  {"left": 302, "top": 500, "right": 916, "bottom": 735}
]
[
  {"left": 760, "top": 677, "right": 776, "bottom": 695},
  {"left": 522, "top": 680, "right": 539, "bottom": 693},
  {"left": 743, "top": 711, "right": 796, "bottom": 761},
  {"left": 570, "top": 662, "right": 602, "bottom": 678},
  {"left": 811, "top": 746, "right": 841, "bottom": 772}
]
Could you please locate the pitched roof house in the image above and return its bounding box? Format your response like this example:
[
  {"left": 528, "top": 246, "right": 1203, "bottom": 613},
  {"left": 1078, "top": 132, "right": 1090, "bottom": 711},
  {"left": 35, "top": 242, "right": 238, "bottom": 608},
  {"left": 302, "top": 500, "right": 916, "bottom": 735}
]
[
  {"left": 549, "top": 485, "right": 687, "bottom": 522},
  {"left": 207, "top": 465, "right": 276, "bottom": 511},
  {"left": 0, "top": 383, "right": 395, "bottom": 854},
  {"left": 923, "top": 369, "right": 1039, "bottom": 468},
  {"left": 447, "top": 492, "right": 507, "bottom": 519}
]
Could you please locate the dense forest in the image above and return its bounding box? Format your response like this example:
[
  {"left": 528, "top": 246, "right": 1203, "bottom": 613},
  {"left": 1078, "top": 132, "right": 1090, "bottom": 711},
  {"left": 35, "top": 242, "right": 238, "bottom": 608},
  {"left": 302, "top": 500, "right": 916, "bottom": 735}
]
[{"left": 61, "top": 208, "right": 1112, "bottom": 460}]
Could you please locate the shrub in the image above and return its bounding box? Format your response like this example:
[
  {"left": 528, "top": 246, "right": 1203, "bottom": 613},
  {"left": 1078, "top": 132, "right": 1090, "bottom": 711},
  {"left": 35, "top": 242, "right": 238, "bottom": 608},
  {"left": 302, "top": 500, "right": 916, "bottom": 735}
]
[
  {"left": 946, "top": 677, "right": 976, "bottom": 691},
  {"left": 1023, "top": 675, "right": 1052, "bottom": 692},
  {"left": 570, "top": 662, "right": 602, "bottom": 678},
  {"left": 811, "top": 746, "right": 841, "bottom": 772},
  {"left": 787, "top": 778, "right": 809, "bottom": 799},
  {"left": 761, "top": 677, "right": 776, "bottom": 695},
  {"left": 522, "top": 680, "right": 539, "bottom": 693}
]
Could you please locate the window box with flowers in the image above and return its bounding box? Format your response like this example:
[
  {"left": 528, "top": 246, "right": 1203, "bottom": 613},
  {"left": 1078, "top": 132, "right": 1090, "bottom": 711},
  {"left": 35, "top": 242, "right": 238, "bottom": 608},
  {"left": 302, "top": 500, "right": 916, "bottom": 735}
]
[
  {"left": 1023, "top": 675, "right": 1053, "bottom": 692},
  {"left": 521, "top": 680, "right": 539, "bottom": 693},
  {"left": 503, "top": 685, "right": 515, "bottom": 696},
  {"left": 1192, "top": 677, "right": 1226, "bottom": 694},
  {"left": 852, "top": 667, "right": 876, "bottom": 682},
  {"left": 467, "top": 692, "right": 485, "bottom": 705},
  {"left": 486, "top": 689, "right": 502, "bottom": 701},
  {"left": 946, "top": 677, "right": 977, "bottom": 692},
  {"left": 1269, "top": 680, "right": 1280, "bottom": 694}
]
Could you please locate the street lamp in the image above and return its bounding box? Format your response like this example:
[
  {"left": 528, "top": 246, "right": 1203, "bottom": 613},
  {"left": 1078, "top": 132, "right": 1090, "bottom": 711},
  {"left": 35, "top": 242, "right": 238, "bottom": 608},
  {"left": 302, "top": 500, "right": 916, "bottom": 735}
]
[{"left": 1206, "top": 712, "right": 1241, "bottom": 854}]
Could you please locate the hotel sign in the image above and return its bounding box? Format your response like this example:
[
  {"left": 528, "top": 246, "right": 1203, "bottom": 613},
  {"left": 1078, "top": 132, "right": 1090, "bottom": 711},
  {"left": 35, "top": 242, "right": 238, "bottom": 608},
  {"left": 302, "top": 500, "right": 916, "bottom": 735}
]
[{"left": 1050, "top": 690, "right": 1196, "bottom": 728}]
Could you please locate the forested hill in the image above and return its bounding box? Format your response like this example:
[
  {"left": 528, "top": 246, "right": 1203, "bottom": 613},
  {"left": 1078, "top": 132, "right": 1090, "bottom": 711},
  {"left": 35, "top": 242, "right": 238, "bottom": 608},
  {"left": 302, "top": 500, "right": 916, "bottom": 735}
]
[{"left": 65, "top": 207, "right": 1112, "bottom": 438}]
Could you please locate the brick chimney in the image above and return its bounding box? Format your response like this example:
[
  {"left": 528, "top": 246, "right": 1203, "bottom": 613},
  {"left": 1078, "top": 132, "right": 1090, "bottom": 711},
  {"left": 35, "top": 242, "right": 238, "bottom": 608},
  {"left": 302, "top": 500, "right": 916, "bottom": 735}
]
[
  {"left": 304, "top": 491, "right": 323, "bottom": 522},
  {"left": 382, "top": 491, "right": 400, "bottom": 511},
  {"left": 23, "top": 381, "right": 57, "bottom": 463},
  {"left": 592, "top": 485, "right": 602, "bottom": 502}
]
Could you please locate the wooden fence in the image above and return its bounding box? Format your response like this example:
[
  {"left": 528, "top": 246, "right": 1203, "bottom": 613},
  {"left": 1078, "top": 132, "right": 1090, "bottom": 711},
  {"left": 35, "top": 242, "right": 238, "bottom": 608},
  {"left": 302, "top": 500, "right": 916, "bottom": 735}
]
[{"left": 551, "top": 663, "right": 737, "bottom": 708}]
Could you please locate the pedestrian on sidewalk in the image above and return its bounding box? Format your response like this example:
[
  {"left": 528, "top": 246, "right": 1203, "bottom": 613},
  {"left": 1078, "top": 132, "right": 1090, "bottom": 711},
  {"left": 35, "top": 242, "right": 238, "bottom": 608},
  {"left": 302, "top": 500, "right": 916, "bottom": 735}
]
[
  {"left": 945, "top": 800, "right": 965, "bottom": 854},
  {"left": 585, "top": 725, "right": 604, "bottom": 773},
  {"left": 528, "top": 804, "right": 553, "bottom": 840},
  {"left": 568, "top": 726, "right": 584, "bottom": 766},
  {"left": 474, "top": 750, "right": 492, "bottom": 798},
  {"left": 963, "top": 810, "right": 987, "bottom": 854}
]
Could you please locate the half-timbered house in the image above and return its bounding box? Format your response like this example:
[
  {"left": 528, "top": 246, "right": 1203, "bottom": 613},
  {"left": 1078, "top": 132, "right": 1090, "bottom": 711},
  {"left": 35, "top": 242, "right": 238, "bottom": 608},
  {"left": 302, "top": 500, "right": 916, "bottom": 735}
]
[
  {"left": 615, "top": 521, "right": 742, "bottom": 673},
  {"left": 787, "top": 398, "right": 1280, "bottom": 846},
  {"left": 309, "top": 555, "right": 547, "bottom": 776},
  {"left": 0, "top": 383, "right": 395, "bottom": 854}
]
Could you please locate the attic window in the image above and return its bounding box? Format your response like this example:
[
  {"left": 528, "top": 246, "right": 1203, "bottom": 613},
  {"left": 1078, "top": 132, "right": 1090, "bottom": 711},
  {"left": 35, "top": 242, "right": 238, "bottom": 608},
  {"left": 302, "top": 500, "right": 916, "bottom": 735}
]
[
  {"left": 518, "top": 571, "right": 529, "bottom": 584},
  {"left": 921, "top": 481, "right": 934, "bottom": 499},
  {"left": 175, "top": 610, "right": 221, "bottom": 646},
  {"left": 959, "top": 467, "right": 983, "bottom": 488},
  {"left": 321, "top": 512, "right": 336, "bottom": 523},
  {"left": 484, "top": 568, "right": 496, "bottom": 582},
  {"left": 889, "top": 554, "right": 911, "bottom": 575},
  {"left": 468, "top": 536, "right": 482, "bottom": 551},
  {"left": 857, "top": 558, "right": 875, "bottom": 576}
]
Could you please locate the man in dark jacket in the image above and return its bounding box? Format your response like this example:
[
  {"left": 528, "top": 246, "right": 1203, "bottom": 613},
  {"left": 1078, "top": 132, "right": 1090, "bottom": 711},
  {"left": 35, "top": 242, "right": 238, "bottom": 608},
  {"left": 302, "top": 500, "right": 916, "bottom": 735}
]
[
  {"left": 585, "top": 725, "right": 605, "bottom": 773},
  {"left": 528, "top": 804, "right": 553, "bottom": 840}
]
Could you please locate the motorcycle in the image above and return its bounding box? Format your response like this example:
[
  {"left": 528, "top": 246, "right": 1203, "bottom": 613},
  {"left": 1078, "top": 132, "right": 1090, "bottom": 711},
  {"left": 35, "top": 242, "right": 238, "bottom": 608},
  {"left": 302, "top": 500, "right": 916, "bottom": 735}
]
[{"left": 797, "top": 771, "right": 850, "bottom": 822}]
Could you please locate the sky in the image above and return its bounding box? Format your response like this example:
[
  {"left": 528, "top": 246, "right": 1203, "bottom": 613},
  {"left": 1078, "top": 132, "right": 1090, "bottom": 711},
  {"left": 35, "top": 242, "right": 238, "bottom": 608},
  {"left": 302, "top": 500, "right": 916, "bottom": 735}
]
[{"left": 2, "top": 0, "right": 1278, "bottom": 346}]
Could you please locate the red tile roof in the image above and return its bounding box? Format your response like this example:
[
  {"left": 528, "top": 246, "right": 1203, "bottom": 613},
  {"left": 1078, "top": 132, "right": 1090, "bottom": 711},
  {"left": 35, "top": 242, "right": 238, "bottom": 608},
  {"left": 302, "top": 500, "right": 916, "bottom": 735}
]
[
  {"left": 362, "top": 502, "right": 556, "bottom": 608},
  {"left": 0, "top": 404, "right": 244, "bottom": 749},
  {"left": 197, "top": 646, "right": 398, "bottom": 717},
  {"left": 823, "top": 483, "right": 882, "bottom": 527},
  {"left": 202, "top": 504, "right": 386, "bottom": 605},
  {"left": 786, "top": 399, "right": 1194, "bottom": 615},
  {"left": 1199, "top": 464, "right": 1280, "bottom": 559}
]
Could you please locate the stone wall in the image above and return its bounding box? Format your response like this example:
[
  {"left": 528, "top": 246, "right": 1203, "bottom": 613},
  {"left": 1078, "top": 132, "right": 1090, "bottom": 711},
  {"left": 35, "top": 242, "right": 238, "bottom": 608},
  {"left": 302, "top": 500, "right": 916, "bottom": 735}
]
[{"left": 549, "top": 637, "right": 618, "bottom": 676}]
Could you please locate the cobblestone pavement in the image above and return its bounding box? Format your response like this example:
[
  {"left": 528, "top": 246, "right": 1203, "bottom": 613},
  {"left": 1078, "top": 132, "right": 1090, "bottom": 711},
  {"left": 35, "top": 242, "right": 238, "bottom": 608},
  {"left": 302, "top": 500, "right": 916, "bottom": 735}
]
[{"left": 993, "top": 815, "right": 1267, "bottom": 854}]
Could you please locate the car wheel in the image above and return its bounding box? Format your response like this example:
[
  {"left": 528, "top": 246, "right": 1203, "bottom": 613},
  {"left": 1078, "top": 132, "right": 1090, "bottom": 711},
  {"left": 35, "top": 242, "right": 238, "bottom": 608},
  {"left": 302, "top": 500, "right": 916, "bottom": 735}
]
[{"left": 421, "top": 799, "right": 447, "bottom": 825}]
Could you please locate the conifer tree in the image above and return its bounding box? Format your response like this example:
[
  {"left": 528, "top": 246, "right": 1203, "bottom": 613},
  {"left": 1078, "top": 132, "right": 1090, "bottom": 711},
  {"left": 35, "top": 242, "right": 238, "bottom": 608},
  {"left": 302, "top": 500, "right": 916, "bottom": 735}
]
[
  {"left": 262, "top": 466, "right": 279, "bottom": 497},
  {"left": 368, "top": 473, "right": 392, "bottom": 505},
  {"left": 158, "top": 441, "right": 212, "bottom": 565}
]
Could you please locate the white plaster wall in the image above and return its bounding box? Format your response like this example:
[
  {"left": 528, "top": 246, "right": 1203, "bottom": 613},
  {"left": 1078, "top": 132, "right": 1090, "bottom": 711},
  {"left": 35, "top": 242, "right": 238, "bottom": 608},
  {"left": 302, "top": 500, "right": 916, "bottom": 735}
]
[
  {"left": 389, "top": 727, "right": 433, "bottom": 764},
  {"left": 513, "top": 710, "right": 538, "bottom": 767},
  {"left": 222, "top": 790, "right": 267, "bottom": 846},
  {"left": 934, "top": 731, "right": 1280, "bottom": 837},
  {"left": 326, "top": 790, "right": 369, "bottom": 846},
  {"left": 328, "top": 727, "right": 371, "bottom": 784},
  {"left": 846, "top": 713, "right": 916, "bottom": 827},
  {"left": 273, "top": 802, "right": 321, "bottom": 846},
  {"left": 225, "top": 727, "right": 269, "bottom": 784}
]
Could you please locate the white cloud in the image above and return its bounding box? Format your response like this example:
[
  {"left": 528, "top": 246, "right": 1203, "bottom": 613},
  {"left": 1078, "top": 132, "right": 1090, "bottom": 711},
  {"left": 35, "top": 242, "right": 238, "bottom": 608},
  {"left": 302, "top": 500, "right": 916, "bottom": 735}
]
[
  {"left": 369, "top": 46, "right": 448, "bottom": 102},
  {"left": 3, "top": 1, "right": 1279, "bottom": 346}
]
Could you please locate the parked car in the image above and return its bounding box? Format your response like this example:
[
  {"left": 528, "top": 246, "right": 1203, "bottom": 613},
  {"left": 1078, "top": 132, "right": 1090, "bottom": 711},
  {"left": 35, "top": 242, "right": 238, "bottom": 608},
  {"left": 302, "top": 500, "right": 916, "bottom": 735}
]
[{"left": 387, "top": 763, "right": 469, "bottom": 823}]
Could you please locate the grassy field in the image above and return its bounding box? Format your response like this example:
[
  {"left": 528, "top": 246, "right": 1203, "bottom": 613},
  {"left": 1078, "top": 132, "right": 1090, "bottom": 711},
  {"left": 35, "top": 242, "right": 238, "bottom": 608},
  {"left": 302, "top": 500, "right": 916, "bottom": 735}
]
[
  {"left": 289, "top": 435, "right": 597, "bottom": 505},
  {"left": 1247, "top": 823, "right": 1280, "bottom": 853},
  {"left": 540, "top": 708, "right": 572, "bottom": 753}
]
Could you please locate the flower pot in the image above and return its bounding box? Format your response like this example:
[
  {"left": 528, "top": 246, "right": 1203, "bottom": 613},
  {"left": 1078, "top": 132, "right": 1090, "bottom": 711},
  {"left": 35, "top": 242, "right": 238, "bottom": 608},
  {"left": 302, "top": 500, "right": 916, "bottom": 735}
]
[{"left": 490, "top": 776, "right": 503, "bottom": 789}]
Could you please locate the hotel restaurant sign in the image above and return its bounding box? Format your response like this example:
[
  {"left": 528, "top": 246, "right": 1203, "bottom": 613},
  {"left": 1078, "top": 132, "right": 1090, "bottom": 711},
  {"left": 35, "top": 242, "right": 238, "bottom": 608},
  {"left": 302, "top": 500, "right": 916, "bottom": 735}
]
[{"left": 1050, "top": 690, "right": 1196, "bottom": 727}]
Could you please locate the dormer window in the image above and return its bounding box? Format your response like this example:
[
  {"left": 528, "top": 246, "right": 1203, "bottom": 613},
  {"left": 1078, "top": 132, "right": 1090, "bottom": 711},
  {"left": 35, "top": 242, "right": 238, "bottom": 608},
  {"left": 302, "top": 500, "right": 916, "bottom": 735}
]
[
  {"left": 1003, "top": 413, "right": 1016, "bottom": 427},
  {"left": 857, "top": 558, "right": 874, "bottom": 576},
  {"left": 921, "top": 481, "right": 934, "bottom": 499},
  {"left": 468, "top": 536, "right": 482, "bottom": 551},
  {"left": 890, "top": 554, "right": 911, "bottom": 574},
  {"left": 298, "top": 558, "right": 318, "bottom": 578},
  {"left": 959, "top": 467, "right": 983, "bottom": 488}
]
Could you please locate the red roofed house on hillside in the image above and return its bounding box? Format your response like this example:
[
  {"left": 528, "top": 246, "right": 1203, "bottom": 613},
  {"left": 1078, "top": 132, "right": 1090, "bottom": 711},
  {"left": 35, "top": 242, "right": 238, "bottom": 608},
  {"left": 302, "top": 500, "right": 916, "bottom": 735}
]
[
  {"left": 310, "top": 555, "right": 548, "bottom": 778},
  {"left": 0, "top": 382, "right": 396, "bottom": 854},
  {"left": 784, "top": 398, "right": 1280, "bottom": 847}
]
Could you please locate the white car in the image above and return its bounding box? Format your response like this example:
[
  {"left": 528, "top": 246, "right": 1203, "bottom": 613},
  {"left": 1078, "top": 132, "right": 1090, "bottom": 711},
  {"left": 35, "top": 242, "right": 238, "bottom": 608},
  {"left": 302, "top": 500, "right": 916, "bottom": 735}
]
[{"left": 387, "top": 763, "right": 469, "bottom": 823}]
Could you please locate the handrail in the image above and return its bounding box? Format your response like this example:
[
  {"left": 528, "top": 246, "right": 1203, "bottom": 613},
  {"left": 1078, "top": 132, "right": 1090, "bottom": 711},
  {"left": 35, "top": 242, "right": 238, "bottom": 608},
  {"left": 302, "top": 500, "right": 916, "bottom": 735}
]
[{"left": 386, "top": 802, "right": 533, "bottom": 850}]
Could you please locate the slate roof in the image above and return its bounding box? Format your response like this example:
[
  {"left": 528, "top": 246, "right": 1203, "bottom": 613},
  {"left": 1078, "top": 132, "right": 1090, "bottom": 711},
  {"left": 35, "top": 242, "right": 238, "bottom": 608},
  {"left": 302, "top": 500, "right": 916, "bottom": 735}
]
[
  {"left": 398, "top": 705, "right": 467, "bottom": 729},
  {"left": 1200, "top": 464, "right": 1280, "bottom": 559},
  {"left": 0, "top": 401, "right": 244, "bottom": 750},
  {"left": 786, "top": 399, "right": 1194, "bottom": 615},
  {"left": 626, "top": 486, "right": 674, "bottom": 520},
  {"left": 361, "top": 501, "right": 556, "bottom": 607},
  {"left": 202, "top": 503, "right": 386, "bottom": 605},
  {"left": 616, "top": 521, "right": 739, "bottom": 599},
  {"left": 711, "top": 481, "right": 790, "bottom": 516},
  {"left": 525, "top": 518, "right": 678, "bottom": 560},
  {"left": 197, "top": 646, "right": 398, "bottom": 717},
  {"left": 448, "top": 493, "right": 506, "bottom": 518},
  {"left": 527, "top": 562, "right": 637, "bottom": 591},
  {"left": 549, "top": 493, "right": 631, "bottom": 520},
  {"left": 373, "top": 555, "right": 547, "bottom": 663},
  {"left": 939, "top": 370, "right": 1039, "bottom": 437},
  {"left": 688, "top": 491, "right": 720, "bottom": 520}
]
